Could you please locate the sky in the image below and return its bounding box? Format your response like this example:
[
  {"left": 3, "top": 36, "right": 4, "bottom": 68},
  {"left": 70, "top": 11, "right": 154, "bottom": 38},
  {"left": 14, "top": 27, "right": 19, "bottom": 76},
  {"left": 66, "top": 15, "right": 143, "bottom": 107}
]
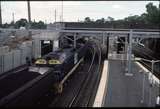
[{"left": 1, "top": 1, "right": 159, "bottom": 24}]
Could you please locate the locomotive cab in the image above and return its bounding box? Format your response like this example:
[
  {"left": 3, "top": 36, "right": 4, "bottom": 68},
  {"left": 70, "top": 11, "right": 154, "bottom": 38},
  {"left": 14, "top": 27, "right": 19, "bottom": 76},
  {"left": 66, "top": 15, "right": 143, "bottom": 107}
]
[{"left": 29, "top": 48, "right": 76, "bottom": 74}]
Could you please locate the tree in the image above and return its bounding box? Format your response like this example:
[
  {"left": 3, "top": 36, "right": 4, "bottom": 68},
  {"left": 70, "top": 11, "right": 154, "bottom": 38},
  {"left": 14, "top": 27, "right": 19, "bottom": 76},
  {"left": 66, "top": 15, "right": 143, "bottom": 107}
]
[
  {"left": 107, "top": 16, "right": 114, "bottom": 22},
  {"left": 95, "top": 18, "right": 105, "bottom": 23},
  {"left": 145, "top": 3, "right": 160, "bottom": 25},
  {"left": 84, "top": 17, "right": 92, "bottom": 23},
  {"left": 30, "top": 20, "right": 46, "bottom": 29},
  {"left": 14, "top": 18, "right": 28, "bottom": 29},
  {"left": 2, "top": 23, "right": 9, "bottom": 28},
  {"left": 36, "top": 21, "right": 46, "bottom": 29}
]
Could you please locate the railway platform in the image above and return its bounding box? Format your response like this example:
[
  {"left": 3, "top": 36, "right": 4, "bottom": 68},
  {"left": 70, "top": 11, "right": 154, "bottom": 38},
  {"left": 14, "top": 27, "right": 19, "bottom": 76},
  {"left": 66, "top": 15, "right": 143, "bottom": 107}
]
[{"left": 101, "top": 58, "right": 159, "bottom": 107}]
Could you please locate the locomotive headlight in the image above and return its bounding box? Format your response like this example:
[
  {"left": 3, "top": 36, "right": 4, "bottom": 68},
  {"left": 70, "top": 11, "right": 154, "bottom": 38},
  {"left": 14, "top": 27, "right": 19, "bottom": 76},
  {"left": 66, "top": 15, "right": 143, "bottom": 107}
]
[
  {"left": 35, "top": 59, "right": 47, "bottom": 64},
  {"left": 49, "top": 59, "right": 61, "bottom": 64}
]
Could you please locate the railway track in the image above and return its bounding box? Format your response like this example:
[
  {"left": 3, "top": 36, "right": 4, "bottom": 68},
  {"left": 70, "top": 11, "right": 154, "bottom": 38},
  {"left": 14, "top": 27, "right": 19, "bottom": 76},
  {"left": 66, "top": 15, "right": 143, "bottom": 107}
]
[
  {"left": 35, "top": 45, "right": 96, "bottom": 107},
  {"left": 0, "top": 40, "right": 104, "bottom": 107},
  {"left": 69, "top": 40, "right": 102, "bottom": 107},
  {"left": 0, "top": 68, "right": 40, "bottom": 100},
  {"left": 69, "top": 45, "right": 98, "bottom": 107},
  {"left": 46, "top": 40, "right": 103, "bottom": 107},
  {"left": 0, "top": 65, "right": 28, "bottom": 80}
]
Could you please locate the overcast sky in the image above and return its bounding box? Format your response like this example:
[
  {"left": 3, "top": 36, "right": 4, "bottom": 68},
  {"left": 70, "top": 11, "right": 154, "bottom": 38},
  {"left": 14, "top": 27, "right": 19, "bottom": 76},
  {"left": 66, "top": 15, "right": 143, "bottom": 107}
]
[{"left": 1, "top": 1, "right": 159, "bottom": 24}]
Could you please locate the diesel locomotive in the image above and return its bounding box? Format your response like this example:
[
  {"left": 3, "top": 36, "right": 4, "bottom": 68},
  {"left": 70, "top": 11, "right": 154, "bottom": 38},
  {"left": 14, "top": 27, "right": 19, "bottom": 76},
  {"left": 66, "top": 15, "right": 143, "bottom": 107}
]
[
  {"left": 0, "top": 44, "right": 87, "bottom": 107},
  {"left": 29, "top": 44, "right": 87, "bottom": 92}
]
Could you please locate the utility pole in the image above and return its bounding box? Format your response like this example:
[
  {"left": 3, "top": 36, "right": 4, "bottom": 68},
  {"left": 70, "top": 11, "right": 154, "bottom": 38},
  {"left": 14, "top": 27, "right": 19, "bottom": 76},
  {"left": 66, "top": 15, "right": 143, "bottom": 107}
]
[
  {"left": 12, "top": 12, "right": 14, "bottom": 24},
  {"left": 55, "top": 9, "right": 57, "bottom": 30},
  {"left": 55, "top": 9, "right": 56, "bottom": 23},
  {"left": 27, "top": 0, "right": 32, "bottom": 58},
  {"left": 59, "top": 15, "right": 61, "bottom": 22},
  {"left": 61, "top": 0, "right": 63, "bottom": 22},
  {"left": 0, "top": 1, "right": 2, "bottom": 27},
  {"left": 27, "top": 0, "right": 31, "bottom": 29}
]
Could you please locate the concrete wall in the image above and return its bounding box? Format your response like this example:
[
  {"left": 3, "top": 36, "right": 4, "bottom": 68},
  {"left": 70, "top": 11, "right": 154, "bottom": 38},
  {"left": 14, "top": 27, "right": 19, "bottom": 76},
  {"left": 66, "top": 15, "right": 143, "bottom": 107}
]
[
  {"left": 3, "top": 52, "right": 13, "bottom": 72},
  {"left": 32, "top": 31, "right": 59, "bottom": 40},
  {"left": 47, "top": 23, "right": 65, "bottom": 30},
  {"left": 0, "top": 41, "right": 33, "bottom": 75},
  {"left": 32, "top": 31, "right": 60, "bottom": 58},
  {"left": 33, "top": 39, "right": 41, "bottom": 58},
  {"left": 0, "top": 46, "right": 9, "bottom": 55},
  {"left": 15, "top": 30, "right": 29, "bottom": 37},
  {"left": 0, "top": 31, "right": 60, "bottom": 75}
]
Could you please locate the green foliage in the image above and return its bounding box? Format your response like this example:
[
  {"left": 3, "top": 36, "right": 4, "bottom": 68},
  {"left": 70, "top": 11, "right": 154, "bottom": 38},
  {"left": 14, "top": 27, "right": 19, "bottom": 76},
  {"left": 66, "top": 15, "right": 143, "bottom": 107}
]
[
  {"left": 84, "top": 17, "right": 91, "bottom": 23},
  {"left": 14, "top": 18, "right": 28, "bottom": 29},
  {"left": 83, "top": 2, "right": 160, "bottom": 29},
  {"left": 95, "top": 18, "right": 105, "bottom": 23},
  {"left": 107, "top": 16, "right": 114, "bottom": 22},
  {"left": 2, "top": 18, "right": 46, "bottom": 29},
  {"left": 145, "top": 3, "right": 160, "bottom": 25},
  {"left": 30, "top": 20, "right": 46, "bottom": 29}
]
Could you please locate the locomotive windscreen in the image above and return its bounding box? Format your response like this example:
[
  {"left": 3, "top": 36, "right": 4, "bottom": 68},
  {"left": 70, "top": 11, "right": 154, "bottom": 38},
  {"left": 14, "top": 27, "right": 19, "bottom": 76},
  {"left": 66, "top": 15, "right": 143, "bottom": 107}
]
[{"left": 35, "top": 48, "right": 73, "bottom": 66}]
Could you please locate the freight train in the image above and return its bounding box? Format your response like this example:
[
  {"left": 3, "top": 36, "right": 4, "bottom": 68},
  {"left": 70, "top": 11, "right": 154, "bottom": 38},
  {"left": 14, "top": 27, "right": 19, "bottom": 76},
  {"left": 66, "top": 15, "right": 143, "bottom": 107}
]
[
  {"left": 0, "top": 44, "right": 87, "bottom": 107},
  {"left": 29, "top": 44, "right": 87, "bottom": 92}
]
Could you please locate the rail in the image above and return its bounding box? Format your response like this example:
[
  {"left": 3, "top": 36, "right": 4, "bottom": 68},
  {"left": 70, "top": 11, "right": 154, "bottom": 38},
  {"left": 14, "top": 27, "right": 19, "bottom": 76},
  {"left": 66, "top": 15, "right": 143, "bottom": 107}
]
[
  {"left": 54, "top": 57, "right": 84, "bottom": 93},
  {"left": 68, "top": 42, "right": 97, "bottom": 107}
]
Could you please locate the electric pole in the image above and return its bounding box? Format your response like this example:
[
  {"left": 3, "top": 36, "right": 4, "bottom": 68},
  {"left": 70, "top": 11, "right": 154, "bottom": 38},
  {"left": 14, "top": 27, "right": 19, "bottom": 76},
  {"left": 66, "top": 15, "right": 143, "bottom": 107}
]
[
  {"left": 0, "top": 1, "right": 2, "bottom": 27},
  {"left": 61, "top": 0, "right": 63, "bottom": 22},
  {"left": 27, "top": 0, "right": 31, "bottom": 29},
  {"left": 55, "top": 9, "right": 57, "bottom": 23},
  {"left": 59, "top": 15, "right": 61, "bottom": 22},
  {"left": 12, "top": 12, "right": 14, "bottom": 24},
  {"left": 27, "top": 0, "right": 32, "bottom": 44}
]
